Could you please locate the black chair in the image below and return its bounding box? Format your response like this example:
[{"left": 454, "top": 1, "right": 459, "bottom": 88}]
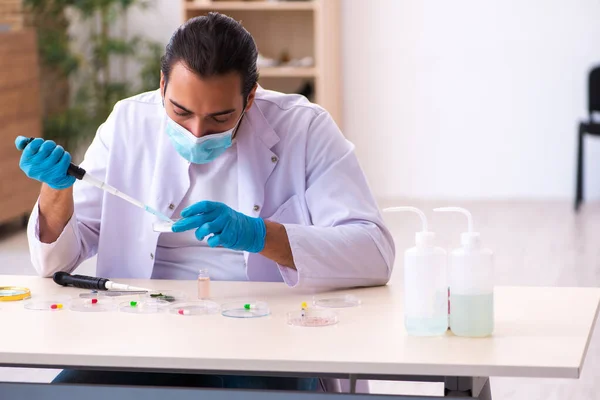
[{"left": 575, "top": 65, "right": 600, "bottom": 211}]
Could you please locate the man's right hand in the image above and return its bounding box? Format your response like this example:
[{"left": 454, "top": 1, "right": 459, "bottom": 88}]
[{"left": 15, "top": 136, "right": 76, "bottom": 190}]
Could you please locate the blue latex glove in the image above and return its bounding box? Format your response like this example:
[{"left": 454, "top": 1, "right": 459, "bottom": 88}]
[
  {"left": 15, "top": 136, "right": 76, "bottom": 190},
  {"left": 171, "top": 201, "right": 266, "bottom": 253}
]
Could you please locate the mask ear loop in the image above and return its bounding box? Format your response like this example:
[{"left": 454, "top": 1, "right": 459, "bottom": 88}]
[{"left": 232, "top": 97, "right": 249, "bottom": 140}]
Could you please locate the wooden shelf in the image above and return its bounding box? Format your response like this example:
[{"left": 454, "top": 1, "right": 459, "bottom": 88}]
[
  {"left": 183, "top": 0, "right": 342, "bottom": 128},
  {"left": 259, "top": 66, "right": 316, "bottom": 78},
  {"left": 186, "top": 1, "right": 316, "bottom": 11}
]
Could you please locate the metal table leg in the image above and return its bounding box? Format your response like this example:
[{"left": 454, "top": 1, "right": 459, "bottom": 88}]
[{"left": 445, "top": 377, "right": 492, "bottom": 399}]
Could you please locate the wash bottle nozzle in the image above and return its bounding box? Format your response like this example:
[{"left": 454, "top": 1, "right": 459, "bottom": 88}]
[
  {"left": 433, "top": 207, "right": 480, "bottom": 247},
  {"left": 383, "top": 206, "right": 435, "bottom": 247}
]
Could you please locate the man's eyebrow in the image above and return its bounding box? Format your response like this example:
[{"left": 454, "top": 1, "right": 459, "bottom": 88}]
[
  {"left": 170, "top": 99, "right": 193, "bottom": 114},
  {"left": 206, "top": 109, "right": 236, "bottom": 117},
  {"left": 169, "top": 99, "right": 235, "bottom": 117}
]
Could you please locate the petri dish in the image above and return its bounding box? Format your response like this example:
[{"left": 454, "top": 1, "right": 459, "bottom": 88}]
[
  {"left": 153, "top": 220, "right": 178, "bottom": 233},
  {"left": 24, "top": 295, "right": 71, "bottom": 311},
  {"left": 69, "top": 297, "right": 117, "bottom": 312},
  {"left": 144, "top": 290, "right": 187, "bottom": 303},
  {"left": 287, "top": 309, "right": 339, "bottom": 327},
  {"left": 0, "top": 286, "right": 31, "bottom": 302},
  {"left": 169, "top": 301, "right": 220, "bottom": 316},
  {"left": 153, "top": 220, "right": 213, "bottom": 242},
  {"left": 119, "top": 299, "right": 170, "bottom": 314},
  {"left": 221, "top": 301, "right": 270, "bottom": 318},
  {"left": 313, "top": 294, "right": 361, "bottom": 308}
]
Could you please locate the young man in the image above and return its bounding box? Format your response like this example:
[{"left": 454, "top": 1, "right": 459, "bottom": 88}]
[{"left": 17, "top": 12, "right": 394, "bottom": 390}]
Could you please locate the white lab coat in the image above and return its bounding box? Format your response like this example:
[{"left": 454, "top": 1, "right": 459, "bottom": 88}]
[
  {"left": 27, "top": 87, "right": 395, "bottom": 391},
  {"left": 28, "top": 87, "right": 395, "bottom": 289}
]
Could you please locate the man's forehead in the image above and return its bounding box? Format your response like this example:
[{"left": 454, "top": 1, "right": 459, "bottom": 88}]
[{"left": 169, "top": 62, "right": 242, "bottom": 95}]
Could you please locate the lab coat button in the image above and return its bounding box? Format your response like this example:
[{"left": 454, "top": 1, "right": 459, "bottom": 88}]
[
  {"left": 150, "top": 253, "right": 154, "bottom": 260},
  {"left": 253, "top": 205, "right": 260, "bottom": 212},
  {"left": 271, "top": 156, "right": 278, "bottom": 163},
  {"left": 169, "top": 204, "right": 175, "bottom": 210}
]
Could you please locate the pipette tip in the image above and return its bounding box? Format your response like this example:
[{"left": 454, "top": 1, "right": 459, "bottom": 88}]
[{"left": 145, "top": 206, "right": 173, "bottom": 222}]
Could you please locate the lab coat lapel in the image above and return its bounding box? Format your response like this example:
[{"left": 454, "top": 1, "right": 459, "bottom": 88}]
[
  {"left": 236, "top": 102, "right": 280, "bottom": 216},
  {"left": 149, "top": 116, "right": 190, "bottom": 220},
  {"left": 237, "top": 103, "right": 279, "bottom": 266}
]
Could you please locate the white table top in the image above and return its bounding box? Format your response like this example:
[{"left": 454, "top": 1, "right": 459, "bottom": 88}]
[{"left": 0, "top": 275, "right": 598, "bottom": 379}]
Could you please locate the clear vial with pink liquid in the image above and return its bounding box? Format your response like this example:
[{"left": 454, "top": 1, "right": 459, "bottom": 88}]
[{"left": 197, "top": 269, "right": 210, "bottom": 299}]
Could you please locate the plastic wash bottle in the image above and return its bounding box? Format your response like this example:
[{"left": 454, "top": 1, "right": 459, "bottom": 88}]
[
  {"left": 383, "top": 206, "right": 448, "bottom": 336},
  {"left": 434, "top": 207, "right": 494, "bottom": 337}
]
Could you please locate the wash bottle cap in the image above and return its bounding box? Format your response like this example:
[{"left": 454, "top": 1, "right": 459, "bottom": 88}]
[
  {"left": 434, "top": 207, "right": 481, "bottom": 247},
  {"left": 383, "top": 206, "right": 435, "bottom": 247}
]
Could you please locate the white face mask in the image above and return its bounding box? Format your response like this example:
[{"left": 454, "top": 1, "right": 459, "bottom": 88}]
[{"left": 165, "top": 111, "right": 244, "bottom": 164}]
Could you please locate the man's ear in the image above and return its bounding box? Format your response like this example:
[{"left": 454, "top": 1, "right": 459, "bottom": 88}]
[
  {"left": 244, "top": 83, "right": 258, "bottom": 112},
  {"left": 160, "top": 71, "right": 166, "bottom": 102}
]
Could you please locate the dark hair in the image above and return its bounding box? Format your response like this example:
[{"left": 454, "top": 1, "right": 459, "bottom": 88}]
[{"left": 161, "top": 12, "right": 259, "bottom": 101}]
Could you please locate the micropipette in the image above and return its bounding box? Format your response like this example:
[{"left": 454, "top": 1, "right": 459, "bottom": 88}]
[
  {"left": 79, "top": 171, "right": 172, "bottom": 222},
  {"left": 53, "top": 272, "right": 151, "bottom": 292},
  {"left": 17, "top": 137, "right": 173, "bottom": 223}
]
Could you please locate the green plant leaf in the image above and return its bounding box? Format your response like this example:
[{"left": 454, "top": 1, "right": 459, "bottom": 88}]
[
  {"left": 106, "top": 37, "right": 140, "bottom": 56},
  {"left": 138, "top": 40, "right": 163, "bottom": 92},
  {"left": 28, "top": 0, "right": 163, "bottom": 148}
]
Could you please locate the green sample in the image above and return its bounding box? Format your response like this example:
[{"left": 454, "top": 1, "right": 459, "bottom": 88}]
[{"left": 150, "top": 293, "right": 176, "bottom": 302}]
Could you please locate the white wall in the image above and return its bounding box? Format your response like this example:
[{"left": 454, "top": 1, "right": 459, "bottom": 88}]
[
  {"left": 127, "top": 0, "right": 179, "bottom": 47},
  {"left": 104, "top": 0, "right": 600, "bottom": 200},
  {"left": 122, "top": 0, "right": 181, "bottom": 83},
  {"left": 342, "top": 0, "right": 600, "bottom": 200}
]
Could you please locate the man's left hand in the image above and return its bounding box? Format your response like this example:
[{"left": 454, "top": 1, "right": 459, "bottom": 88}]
[{"left": 171, "top": 201, "right": 266, "bottom": 253}]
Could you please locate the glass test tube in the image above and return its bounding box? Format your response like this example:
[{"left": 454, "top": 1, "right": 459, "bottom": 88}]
[{"left": 198, "top": 269, "right": 210, "bottom": 299}]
